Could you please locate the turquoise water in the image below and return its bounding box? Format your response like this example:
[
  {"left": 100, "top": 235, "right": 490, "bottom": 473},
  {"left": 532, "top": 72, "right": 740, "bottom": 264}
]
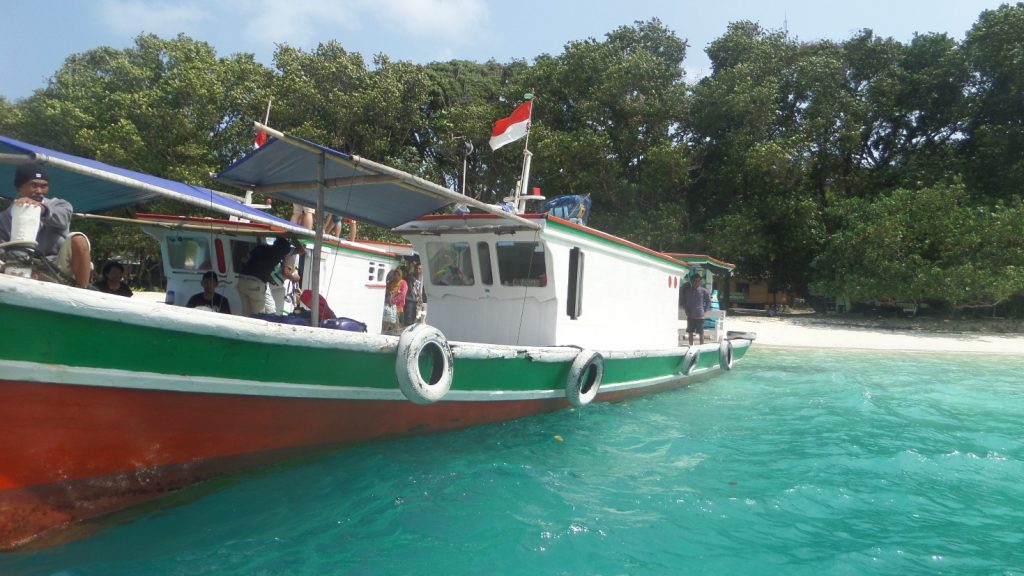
[{"left": 4, "top": 349, "right": 1024, "bottom": 575}]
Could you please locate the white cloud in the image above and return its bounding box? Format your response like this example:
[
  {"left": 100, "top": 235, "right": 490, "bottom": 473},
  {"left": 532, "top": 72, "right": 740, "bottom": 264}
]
[
  {"left": 240, "top": 0, "right": 364, "bottom": 48},
  {"left": 98, "top": 0, "right": 210, "bottom": 37},
  {"left": 374, "top": 0, "right": 488, "bottom": 42},
  {"left": 238, "top": 0, "right": 488, "bottom": 53},
  {"left": 94, "top": 0, "right": 490, "bottom": 64}
]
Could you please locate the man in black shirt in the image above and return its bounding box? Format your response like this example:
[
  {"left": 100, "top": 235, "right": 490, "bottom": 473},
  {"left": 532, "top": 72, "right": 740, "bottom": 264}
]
[
  {"left": 236, "top": 235, "right": 304, "bottom": 316},
  {"left": 187, "top": 271, "right": 231, "bottom": 314}
]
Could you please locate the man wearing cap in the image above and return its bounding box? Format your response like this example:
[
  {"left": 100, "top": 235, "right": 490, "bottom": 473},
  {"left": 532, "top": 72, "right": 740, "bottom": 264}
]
[
  {"left": 681, "top": 271, "right": 712, "bottom": 345},
  {"left": 0, "top": 162, "right": 92, "bottom": 288}
]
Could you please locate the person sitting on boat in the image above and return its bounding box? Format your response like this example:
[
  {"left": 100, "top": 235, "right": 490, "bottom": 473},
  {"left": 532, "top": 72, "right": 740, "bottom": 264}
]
[
  {"left": 290, "top": 204, "right": 314, "bottom": 229},
  {"left": 93, "top": 261, "right": 133, "bottom": 297},
  {"left": 236, "top": 235, "right": 304, "bottom": 316},
  {"left": 434, "top": 265, "right": 468, "bottom": 286},
  {"left": 187, "top": 271, "right": 232, "bottom": 314},
  {"left": 0, "top": 162, "right": 92, "bottom": 288},
  {"left": 323, "top": 213, "right": 343, "bottom": 237},
  {"left": 681, "top": 272, "right": 711, "bottom": 345}
]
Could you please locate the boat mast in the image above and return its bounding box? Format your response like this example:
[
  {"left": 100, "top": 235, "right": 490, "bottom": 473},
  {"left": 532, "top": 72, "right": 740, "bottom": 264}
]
[{"left": 513, "top": 94, "right": 534, "bottom": 214}]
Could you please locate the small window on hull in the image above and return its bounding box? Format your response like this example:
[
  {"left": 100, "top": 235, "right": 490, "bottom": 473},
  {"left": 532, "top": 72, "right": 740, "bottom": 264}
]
[{"left": 368, "top": 261, "right": 387, "bottom": 282}]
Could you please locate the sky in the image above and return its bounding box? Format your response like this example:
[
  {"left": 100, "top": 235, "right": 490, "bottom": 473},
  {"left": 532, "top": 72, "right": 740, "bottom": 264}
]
[{"left": 0, "top": 0, "right": 1011, "bottom": 102}]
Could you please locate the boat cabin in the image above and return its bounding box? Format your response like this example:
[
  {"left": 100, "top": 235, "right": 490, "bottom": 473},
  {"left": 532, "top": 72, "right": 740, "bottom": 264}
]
[
  {"left": 139, "top": 214, "right": 408, "bottom": 333},
  {"left": 396, "top": 213, "right": 690, "bottom": 351}
]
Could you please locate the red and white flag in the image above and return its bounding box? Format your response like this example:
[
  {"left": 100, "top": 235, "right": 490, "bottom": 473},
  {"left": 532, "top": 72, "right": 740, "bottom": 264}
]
[
  {"left": 489, "top": 100, "right": 533, "bottom": 151},
  {"left": 253, "top": 131, "right": 268, "bottom": 148}
]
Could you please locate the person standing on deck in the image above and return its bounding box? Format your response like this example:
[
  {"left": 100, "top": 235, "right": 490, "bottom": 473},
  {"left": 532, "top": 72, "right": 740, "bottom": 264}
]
[
  {"left": 681, "top": 272, "right": 711, "bottom": 345},
  {"left": 0, "top": 162, "right": 92, "bottom": 288},
  {"left": 403, "top": 261, "right": 423, "bottom": 326},
  {"left": 237, "top": 235, "right": 304, "bottom": 316}
]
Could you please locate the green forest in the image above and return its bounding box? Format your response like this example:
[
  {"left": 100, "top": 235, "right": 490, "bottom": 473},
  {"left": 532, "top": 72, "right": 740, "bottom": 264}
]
[{"left": 1, "top": 4, "right": 1023, "bottom": 316}]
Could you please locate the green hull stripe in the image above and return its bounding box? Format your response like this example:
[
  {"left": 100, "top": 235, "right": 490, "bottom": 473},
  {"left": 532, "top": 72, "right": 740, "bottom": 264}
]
[{"left": 0, "top": 302, "right": 729, "bottom": 395}]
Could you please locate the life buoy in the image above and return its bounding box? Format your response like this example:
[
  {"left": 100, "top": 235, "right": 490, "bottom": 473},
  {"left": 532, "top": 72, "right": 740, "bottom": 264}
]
[
  {"left": 566, "top": 350, "right": 604, "bottom": 407},
  {"left": 719, "top": 340, "right": 734, "bottom": 371},
  {"left": 681, "top": 347, "right": 700, "bottom": 375},
  {"left": 396, "top": 324, "right": 454, "bottom": 404}
]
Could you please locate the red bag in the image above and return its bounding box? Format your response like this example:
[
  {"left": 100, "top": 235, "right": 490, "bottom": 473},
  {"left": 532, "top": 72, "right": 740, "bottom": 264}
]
[{"left": 299, "top": 290, "right": 336, "bottom": 322}]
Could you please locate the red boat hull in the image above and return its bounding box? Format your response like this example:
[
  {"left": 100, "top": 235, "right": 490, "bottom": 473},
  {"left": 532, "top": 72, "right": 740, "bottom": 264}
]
[
  {"left": 0, "top": 372, "right": 707, "bottom": 551},
  {"left": 0, "top": 380, "right": 567, "bottom": 550}
]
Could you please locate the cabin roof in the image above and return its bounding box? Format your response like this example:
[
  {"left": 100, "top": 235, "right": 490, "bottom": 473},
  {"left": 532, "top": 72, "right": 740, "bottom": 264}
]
[
  {"left": 663, "top": 252, "right": 736, "bottom": 272},
  {"left": 396, "top": 213, "right": 694, "bottom": 271}
]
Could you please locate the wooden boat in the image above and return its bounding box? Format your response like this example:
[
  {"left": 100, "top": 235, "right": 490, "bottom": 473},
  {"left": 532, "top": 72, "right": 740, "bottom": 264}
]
[{"left": 0, "top": 127, "right": 754, "bottom": 550}]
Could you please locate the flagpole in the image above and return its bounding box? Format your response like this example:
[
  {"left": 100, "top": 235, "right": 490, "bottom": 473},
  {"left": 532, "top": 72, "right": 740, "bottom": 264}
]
[
  {"left": 515, "top": 94, "right": 534, "bottom": 213},
  {"left": 263, "top": 98, "right": 273, "bottom": 125}
]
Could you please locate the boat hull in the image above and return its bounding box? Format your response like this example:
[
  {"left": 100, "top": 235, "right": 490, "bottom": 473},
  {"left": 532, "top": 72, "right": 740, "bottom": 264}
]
[{"left": 0, "top": 276, "right": 750, "bottom": 550}]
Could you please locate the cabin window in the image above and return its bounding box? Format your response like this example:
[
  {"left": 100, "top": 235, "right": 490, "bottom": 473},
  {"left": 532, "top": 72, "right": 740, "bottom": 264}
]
[
  {"left": 166, "top": 237, "right": 213, "bottom": 271},
  {"left": 368, "top": 261, "right": 387, "bottom": 283},
  {"left": 496, "top": 241, "right": 547, "bottom": 287},
  {"left": 427, "top": 241, "right": 475, "bottom": 286},
  {"left": 476, "top": 241, "right": 494, "bottom": 285}
]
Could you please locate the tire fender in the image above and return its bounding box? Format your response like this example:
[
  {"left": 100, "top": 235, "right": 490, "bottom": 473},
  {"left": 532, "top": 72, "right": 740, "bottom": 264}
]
[
  {"left": 566, "top": 349, "right": 604, "bottom": 407},
  {"left": 681, "top": 347, "right": 701, "bottom": 375},
  {"left": 719, "top": 340, "right": 734, "bottom": 371},
  {"left": 396, "top": 324, "right": 454, "bottom": 404}
]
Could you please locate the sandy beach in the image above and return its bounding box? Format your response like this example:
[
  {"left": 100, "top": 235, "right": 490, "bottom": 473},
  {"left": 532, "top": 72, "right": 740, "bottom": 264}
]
[{"left": 726, "top": 314, "right": 1024, "bottom": 355}]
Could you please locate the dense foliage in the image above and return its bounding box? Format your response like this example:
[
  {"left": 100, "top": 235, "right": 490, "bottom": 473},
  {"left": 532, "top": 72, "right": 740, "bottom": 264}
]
[{"left": 2, "top": 5, "right": 1023, "bottom": 315}]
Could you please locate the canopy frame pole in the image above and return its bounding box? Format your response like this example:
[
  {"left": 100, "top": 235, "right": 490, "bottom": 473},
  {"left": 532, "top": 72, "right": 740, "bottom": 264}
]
[{"left": 309, "top": 152, "right": 326, "bottom": 327}]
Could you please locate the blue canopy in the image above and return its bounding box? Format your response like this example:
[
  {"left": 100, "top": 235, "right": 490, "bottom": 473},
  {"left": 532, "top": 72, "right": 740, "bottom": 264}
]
[
  {"left": 0, "top": 134, "right": 302, "bottom": 232},
  {"left": 216, "top": 134, "right": 454, "bottom": 229},
  {"left": 216, "top": 127, "right": 539, "bottom": 230}
]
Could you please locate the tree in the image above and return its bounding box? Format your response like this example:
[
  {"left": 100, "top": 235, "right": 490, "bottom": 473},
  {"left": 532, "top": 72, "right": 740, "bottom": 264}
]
[
  {"left": 961, "top": 2, "right": 1024, "bottom": 201},
  {"left": 6, "top": 34, "right": 276, "bottom": 287},
  {"left": 812, "top": 184, "right": 1024, "bottom": 310}
]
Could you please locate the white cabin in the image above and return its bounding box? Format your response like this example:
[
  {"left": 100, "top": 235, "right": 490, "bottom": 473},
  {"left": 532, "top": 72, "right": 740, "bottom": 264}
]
[
  {"left": 396, "top": 214, "right": 690, "bottom": 351},
  {"left": 142, "top": 218, "right": 408, "bottom": 333}
]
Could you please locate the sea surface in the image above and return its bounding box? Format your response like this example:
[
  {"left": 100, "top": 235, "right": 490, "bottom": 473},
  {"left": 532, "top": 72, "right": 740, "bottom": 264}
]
[{"left": 3, "top": 349, "right": 1024, "bottom": 576}]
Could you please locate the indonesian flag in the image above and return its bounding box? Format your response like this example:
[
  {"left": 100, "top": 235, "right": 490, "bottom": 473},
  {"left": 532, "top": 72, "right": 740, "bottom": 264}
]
[
  {"left": 489, "top": 100, "right": 533, "bottom": 151},
  {"left": 254, "top": 130, "right": 268, "bottom": 149}
]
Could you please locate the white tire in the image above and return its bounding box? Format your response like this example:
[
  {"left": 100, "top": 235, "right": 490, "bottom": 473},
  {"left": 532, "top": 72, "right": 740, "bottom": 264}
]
[
  {"left": 681, "top": 348, "right": 700, "bottom": 375},
  {"left": 396, "top": 324, "right": 454, "bottom": 404},
  {"left": 566, "top": 350, "right": 604, "bottom": 407},
  {"left": 719, "top": 340, "right": 734, "bottom": 371}
]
